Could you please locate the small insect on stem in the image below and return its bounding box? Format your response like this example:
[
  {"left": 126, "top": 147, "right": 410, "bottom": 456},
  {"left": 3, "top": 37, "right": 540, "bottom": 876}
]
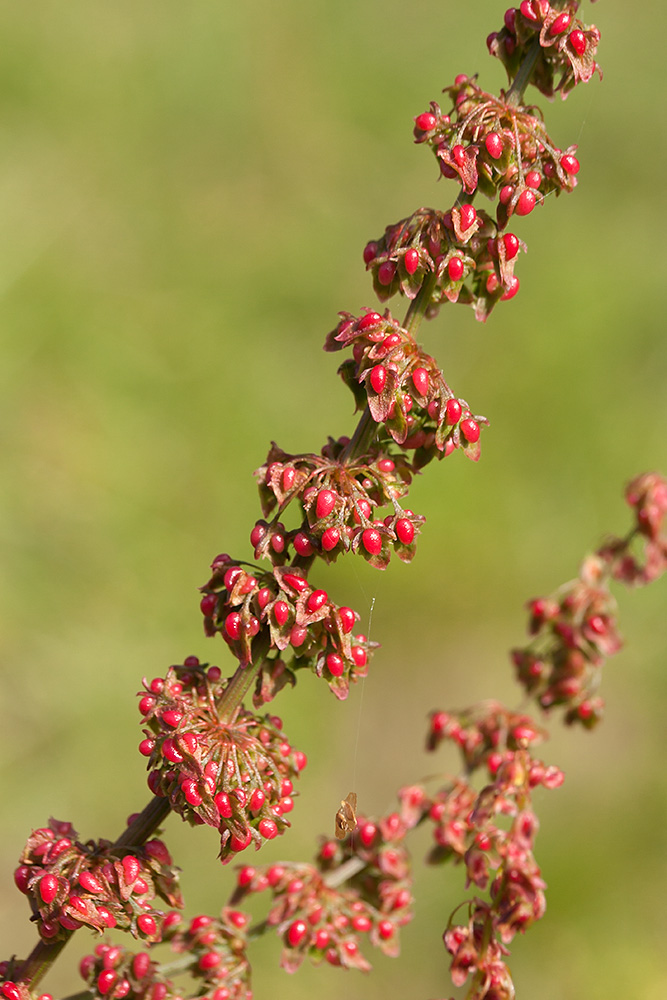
[{"left": 334, "top": 791, "right": 358, "bottom": 839}]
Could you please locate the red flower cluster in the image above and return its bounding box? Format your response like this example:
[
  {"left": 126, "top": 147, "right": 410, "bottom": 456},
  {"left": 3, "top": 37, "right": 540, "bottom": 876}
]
[
  {"left": 420, "top": 703, "right": 564, "bottom": 997},
  {"left": 414, "top": 79, "right": 580, "bottom": 214},
  {"left": 232, "top": 806, "right": 414, "bottom": 974},
  {"left": 255, "top": 437, "right": 423, "bottom": 569},
  {"left": 488, "top": 1, "right": 602, "bottom": 98},
  {"left": 598, "top": 472, "right": 667, "bottom": 585},
  {"left": 78, "top": 908, "right": 251, "bottom": 1000},
  {"left": 0, "top": 971, "right": 50, "bottom": 1000},
  {"left": 511, "top": 553, "right": 622, "bottom": 726},
  {"left": 138, "top": 661, "right": 307, "bottom": 861},
  {"left": 200, "top": 558, "right": 376, "bottom": 699},
  {"left": 327, "top": 309, "right": 487, "bottom": 464},
  {"left": 13, "top": 820, "right": 181, "bottom": 944}
]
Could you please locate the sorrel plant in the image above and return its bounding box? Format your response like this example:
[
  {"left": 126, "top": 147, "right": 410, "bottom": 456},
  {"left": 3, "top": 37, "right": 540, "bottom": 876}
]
[{"left": 2, "top": 3, "right": 665, "bottom": 1000}]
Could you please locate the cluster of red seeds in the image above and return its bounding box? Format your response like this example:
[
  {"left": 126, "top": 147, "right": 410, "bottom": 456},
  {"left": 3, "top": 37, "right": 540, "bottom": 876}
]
[
  {"left": 511, "top": 553, "right": 623, "bottom": 726},
  {"left": 13, "top": 820, "right": 181, "bottom": 944},
  {"left": 597, "top": 471, "right": 667, "bottom": 586},
  {"left": 78, "top": 908, "right": 251, "bottom": 1000},
  {"left": 488, "top": 2, "right": 602, "bottom": 99},
  {"left": 426, "top": 702, "right": 550, "bottom": 772},
  {"left": 327, "top": 309, "right": 487, "bottom": 464},
  {"left": 79, "top": 943, "right": 171, "bottom": 1000},
  {"left": 415, "top": 76, "right": 581, "bottom": 225},
  {"left": 200, "top": 557, "right": 376, "bottom": 699},
  {"left": 419, "top": 705, "right": 564, "bottom": 997},
  {"left": 362, "top": 203, "right": 520, "bottom": 317},
  {"left": 232, "top": 807, "right": 413, "bottom": 974},
  {"left": 444, "top": 904, "right": 515, "bottom": 999},
  {"left": 254, "top": 436, "right": 422, "bottom": 570},
  {"left": 138, "top": 661, "right": 306, "bottom": 861},
  {"left": 0, "top": 971, "right": 50, "bottom": 1000}
]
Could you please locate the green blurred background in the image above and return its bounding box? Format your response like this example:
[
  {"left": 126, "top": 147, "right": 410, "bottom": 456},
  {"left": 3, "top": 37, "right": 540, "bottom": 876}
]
[{"left": 1, "top": 1, "right": 665, "bottom": 997}]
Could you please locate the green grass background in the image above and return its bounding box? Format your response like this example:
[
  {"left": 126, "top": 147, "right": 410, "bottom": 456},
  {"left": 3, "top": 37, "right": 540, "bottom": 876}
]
[{"left": 1, "top": 1, "right": 665, "bottom": 997}]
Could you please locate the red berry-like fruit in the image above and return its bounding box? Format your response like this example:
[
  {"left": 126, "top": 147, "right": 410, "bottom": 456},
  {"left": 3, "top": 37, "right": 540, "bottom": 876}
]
[
  {"left": 460, "top": 418, "right": 480, "bottom": 443},
  {"left": 137, "top": 914, "right": 157, "bottom": 937},
  {"left": 378, "top": 919, "right": 394, "bottom": 939},
  {"left": 377, "top": 261, "right": 396, "bottom": 286},
  {"left": 484, "top": 132, "right": 504, "bottom": 158},
  {"left": 395, "top": 518, "right": 415, "bottom": 545},
  {"left": 353, "top": 497, "right": 371, "bottom": 523},
  {"left": 182, "top": 779, "right": 202, "bottom": 807},
  {"left": 338, "top": 606, "right": 356, "bottom": 633},
  {"left": 361, "top": 528, "right": 383, "bottom": 555},
  {"left": 132, "top": 954, "right": 151, "bottom": 981},
  {"left": 415, "top": 112, "right": 437, "bottom": 131},
  {"left": 460, "top": 203, "right": 476, "bottom": 229},
  {"left": 358, "top": 821, "right": 377, "bottom": 847},
  {"left": 503, "top": 232, "right": 520, "bottom": 260},
  {"left": 412, "top": 367, "right": 429, "bottom": 396},
  {"left": 293, "top": 532, "right": 314, "bottom": 557},
  {"left": 122, "top": 856, "right": 140, "bottom": 884},
  {"left": 525, "top": 170, "right": 541, "bottom": 189},
  {"left": 161, "top": 709, "right": 183, "bottom": 727},
  {"left": 560, "top": 153, "right": 580, "bottom": 175},
  {"left": 446, "top": 398, "right": 462, "bottom": 424},
  {"left": 224, "top": 612, "right": 242, "bottom": 640},
  {"left": 501, "top": 276, "right": 520, "bottom": 300},
  {"left": 139, "top": 737, "right": 155, "bottom": 757},
  {"left": 259, "top": 818, "right": 278, "bottom": 839},
  {"left": 351, "top": 645, "right": 367, "bottom": 667},
  {"left": 39, "top": 873, "right": 59, "bottom": 904},
  {"left": 569, "top": 29, "right": 586, "bottom": 55},
  {"left": 357, "top": 310, "right": 382, "bottom": 330},
  {"left": 515, "top": 189, "right": 536, "bottom": 216},
  {"left": 448, "top": 256, "right": 464, "bottom": 281},
  {"left": 452, "top": 144, "right": 466, "bottom": 167},
  {"left": 363, "top": 241, "right": 378, "bottom": 264},
  {"left": 78, "top": 870, "right": 104, "bottom": 893},
  {"left": 274, "top": 601, "right": 289, "bottom": 626},
  {"left": 287, "top": 920, "right": 308, "bottom": 948},
  {"left": 249, "top": 522, "right": 266, "bottom": 547},
  {"left": 283, "top": 573, "right": 308, "bottom": 592},
  {"left": 214, "top": 791, "right": 232, "bottom": 817},
  {"left": 326, "top": 652, "right": 345, "bottom": 677},
  {"left": 97, "top": 972, "right": 117, "bottom": 997},
  {"left": 316, "top": 489, "right": 337, "bottom": 519},
  {"left": 307, "top": 589, "right": 328, "bottom": 612},
  {"left": 321, "top": 527, "right": 340, "bottom": 551},
  {"left": 230, "top": 830, "right": 252, "bottom": 852},
  {"left": 550, "top": 11, "right": 571, "bottom": 35},
  {"left": 14, "top": 865, "right": 31, "bottom": 894},
  {"left": 199, "top": 593, "right": 217, "bottom": 617},
  {"left": 282, "top": 465, "right": 296, "bottom": 491},
  {"left": 404, "top": 248, "right": 419, "bottom": 274},
  {"left": 520, "top": 0, "right": 538, "bottom": 21},
  {"left": 249, "top": 789, "right": 266, "bottom": 813},
  {"left": 199, "top": 952, "right": 221, "bottom": 972},
  {"left": 370, "top": 364, "right": 387, "bottom": 394},
  {"left": 499, "top": 184, "right": 514, "bottom": 205}
]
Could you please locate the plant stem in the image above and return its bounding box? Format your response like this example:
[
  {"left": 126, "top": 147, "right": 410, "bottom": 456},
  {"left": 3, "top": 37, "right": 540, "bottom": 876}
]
[
  {"left": 506, "top": 37, "right": 541, "bottom": 107},
  {"left": 114, "top": 795, "right": 172, "bottom": 849},
  {"left": 403, "top": 272, "right": 437, "bottom": 339},
  {"left": 17, "top": 937, "right": 71, "bottom": 992}
]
